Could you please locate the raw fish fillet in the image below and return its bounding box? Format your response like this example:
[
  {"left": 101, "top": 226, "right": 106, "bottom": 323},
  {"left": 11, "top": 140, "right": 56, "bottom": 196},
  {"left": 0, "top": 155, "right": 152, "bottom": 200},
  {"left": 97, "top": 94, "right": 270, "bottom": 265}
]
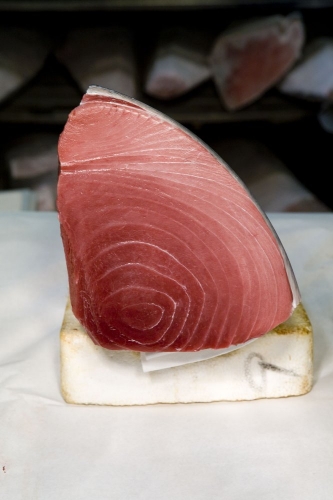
[
  {"left": 144, "top": 27, "right": 212, "bottom": 100},
  {"left": 0, "top": 27, "right": 51, "bottom": 104},
  {"left": 209, "top": 14, "right": 305, "bottom": 110},
  {"left": 211, "top": 138, "right": 331, "bottom": 212},
  {"left": 56, "top": 26, "right": 138, "bottom": 99},
  {"left": 6, "top": 133, "right": 59, "bottom": 211},
  {"left": 57, "top": 86, "right": 300, "bottom": 352},
  {"left": 6, "top": 133, "right": 58, "bottom": 180},
  {"left": 279, "top": 38, "right": 333, "bottom": 101}
]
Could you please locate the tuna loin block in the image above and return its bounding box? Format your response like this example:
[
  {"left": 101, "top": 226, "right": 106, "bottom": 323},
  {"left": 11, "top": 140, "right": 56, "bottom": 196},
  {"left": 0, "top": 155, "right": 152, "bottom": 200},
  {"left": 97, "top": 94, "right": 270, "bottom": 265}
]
[
  {"left": 0, "top": 27, "right": 50, "bottom": 103},
  {"left": 56, "top": 26, "right": 138, "bottom": 98},
  {"left": 6, "top": 133, "right": 59, "bottom": 211},
  {"left": 209, "top": 14, "right": 305, "bottom": 110},
  {"left": 57, "top": 86, "right": 300, "bottom": 353},
  {"left": 211, "top": 138, "right": 331, "bottom": 212},
  {"left": 144, "top": 27, "right": 212, "bottom": 100},
  {"left": 6, "top": 133, "right": 59, "bottom": 180},
  {"left": 279, "top": 38, "right": 333, "bottom": 101}
]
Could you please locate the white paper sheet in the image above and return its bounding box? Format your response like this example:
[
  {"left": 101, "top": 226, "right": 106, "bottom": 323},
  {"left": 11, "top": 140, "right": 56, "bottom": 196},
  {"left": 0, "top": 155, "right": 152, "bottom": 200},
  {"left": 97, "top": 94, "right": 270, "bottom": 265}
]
[
  {"left": 1, "top": 212, "right": 333, "bottom": 500},
  {"left": 140, "top": 338, "right": 258, "bottom": 372}
]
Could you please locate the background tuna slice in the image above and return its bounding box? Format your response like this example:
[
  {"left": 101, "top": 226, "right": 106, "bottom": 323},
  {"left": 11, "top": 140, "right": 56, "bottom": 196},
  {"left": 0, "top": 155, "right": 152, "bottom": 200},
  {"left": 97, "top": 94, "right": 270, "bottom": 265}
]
[
  {"left": 279, "top": 38, "right": 333, "bottom": 101},
  {"left": 56, "top": 26, "right": 138, "bottom": 98},
  {"left": 209, "top": 14, "right": 305, "bottom": 110},
  {"left": 144, "top": 26, "right": 212, "bottom": 100},
  {"left": 57, "top": 86, "right": 299, "bottom": 352},
  {"left": 0, "top": 27, "right": 51, "bottom": 104}
]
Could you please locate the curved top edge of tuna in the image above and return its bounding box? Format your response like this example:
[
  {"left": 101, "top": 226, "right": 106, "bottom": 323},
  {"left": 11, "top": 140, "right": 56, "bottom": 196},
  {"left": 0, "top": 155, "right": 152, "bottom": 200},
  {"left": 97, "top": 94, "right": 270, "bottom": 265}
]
[{"left": 83, "top": 84, "right": 301, "bottom": 311}]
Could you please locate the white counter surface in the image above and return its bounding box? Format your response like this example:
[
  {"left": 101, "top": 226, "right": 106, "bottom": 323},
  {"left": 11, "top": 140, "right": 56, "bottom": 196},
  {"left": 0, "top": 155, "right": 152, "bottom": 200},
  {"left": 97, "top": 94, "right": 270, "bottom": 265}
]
[{"left": 1, "top": 211, "right": 333, "bottom": 500}]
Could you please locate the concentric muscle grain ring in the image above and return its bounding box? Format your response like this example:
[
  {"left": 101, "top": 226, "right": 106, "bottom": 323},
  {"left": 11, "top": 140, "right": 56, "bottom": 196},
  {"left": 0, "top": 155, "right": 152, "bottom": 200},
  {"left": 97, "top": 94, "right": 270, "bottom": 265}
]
[{"left": 57, "top": 86, "right": 300, "bottom": 352}]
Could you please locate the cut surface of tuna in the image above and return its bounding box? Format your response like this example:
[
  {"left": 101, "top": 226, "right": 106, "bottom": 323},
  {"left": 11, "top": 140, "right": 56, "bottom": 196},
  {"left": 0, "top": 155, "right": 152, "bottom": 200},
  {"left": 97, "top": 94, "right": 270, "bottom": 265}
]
[
  {"left": 57, "top": 86, "right": 300, "bottom": 352},
  {"left": 209, "top": 14, "right": 305, "bottom": 110}
]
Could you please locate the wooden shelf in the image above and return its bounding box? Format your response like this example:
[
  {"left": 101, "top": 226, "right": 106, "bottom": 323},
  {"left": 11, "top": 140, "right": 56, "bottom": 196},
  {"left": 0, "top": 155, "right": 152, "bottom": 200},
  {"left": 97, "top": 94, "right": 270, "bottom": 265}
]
[
  {"left": 144, "top": 85, "right": 318, "bottom": 125},
  {"left": 0, "top": 2, "right": 324, "bottom": 127},
  {"left": 0, "top": 71, "right": 318, "bottom": 128},
  {"left": 0, "top": 0, "right": 330, "bottom": 211}
]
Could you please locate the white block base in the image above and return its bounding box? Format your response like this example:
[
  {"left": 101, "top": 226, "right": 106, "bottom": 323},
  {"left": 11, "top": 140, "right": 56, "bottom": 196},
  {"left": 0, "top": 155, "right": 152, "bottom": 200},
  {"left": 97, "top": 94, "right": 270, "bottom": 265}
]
[{"left": 60, "top": 301, "right": 313, "bottom": 406}]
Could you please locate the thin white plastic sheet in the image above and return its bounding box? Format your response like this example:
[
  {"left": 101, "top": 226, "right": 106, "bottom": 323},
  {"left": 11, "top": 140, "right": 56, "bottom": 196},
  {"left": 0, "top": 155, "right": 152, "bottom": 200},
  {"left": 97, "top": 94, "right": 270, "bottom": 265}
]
[
  {"left": 140, "top": 338, "right": 258, "bottom": 372},
  {"left": 1, "top": 211, "right": 333, "bottom": 500}
]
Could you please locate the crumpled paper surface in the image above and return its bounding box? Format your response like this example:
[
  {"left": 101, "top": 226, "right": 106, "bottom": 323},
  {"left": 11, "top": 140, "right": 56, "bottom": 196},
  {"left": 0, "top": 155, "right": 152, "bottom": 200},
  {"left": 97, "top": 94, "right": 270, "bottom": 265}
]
[{"left": 1, "top": 211, "right": 333, "bottom": 500}]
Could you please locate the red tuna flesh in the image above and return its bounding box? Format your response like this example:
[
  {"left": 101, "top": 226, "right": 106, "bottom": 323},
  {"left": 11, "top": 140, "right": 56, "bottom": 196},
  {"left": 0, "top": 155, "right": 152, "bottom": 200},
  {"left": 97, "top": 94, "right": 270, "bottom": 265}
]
[
  {"left": 209, "top": 14, "right": 305, "bottom": 110},
  {"left": 57, "top": 86, "right": 300, "bottom": 352}
]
